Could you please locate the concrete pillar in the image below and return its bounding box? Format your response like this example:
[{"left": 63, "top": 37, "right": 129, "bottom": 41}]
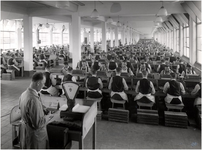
[
  {"left": 90, "top": 26, "right": 94, "bottom": 53},
  {"left": 115, "top": 26, "right": 118, "bottom": 47},
  {"left": 121, "top": 29, "right": 124, "bottom": 45},
  {"left": 189, "top": 17, "right": 196, "bottom": 64},
  {"left": 179, "top": 24, "right": 183, "bottom": 56},
  {"left": 16, "top": 28, "right": 22, "bottom": 49},
  {"left": 23, "top": 15, "right": 33, "bottom": 72},
  {"left": 69, "top": 23, "right": 73, "bottom": 53},
  {"left": 110, "top": 28, "right": 113, "bottom": 47},
  {"left": 49, "top": 27, "right": 53, "bottom": 46},
  {"left": 71, "top": 13, "right": 81, "bottom": 69},
  {"left": 102, "top": 22, "right": 107, "bottom": 52},
  {"left": 35, "top": 29, "right": 39, "bottom": 49},
  {"left": 60, "top": 31, "right": 63, "bottom": 45}
]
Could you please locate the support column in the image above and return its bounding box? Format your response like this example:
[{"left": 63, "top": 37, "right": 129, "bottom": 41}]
[
  {"left": 121, "top": 29, "right": 124, "bottom": 45},
  {"left": 60, "top": 29, "right": 63, "bottom": 46},
  {"left": 49, "top": 27, "right": 53, "bottom": 46},
  {"left": 102, "top": 22, "right": 107, "bottom": 52},
  {"left": 23, "top": 15, "right": 33, "bottom": 74},
  {"left": 189, "top": 17, "right": 196, "bottom": 64},
  {"left": 90, "top": 26, "right": 94, "bottom": 53},
  {"left": 16, "top": 28, "right": 22, "bottom": 49},
  {"left": 110, "top": 28, "right": 113, "bottom": 47},
  {"left": 35, "top": 29, "right": 39, "bottom": 49},
  {"left": 69, "top": 23, "right": 73, "bottom": 53},
  {"left": 179, "top": 24, "right": 183, "bottom": 56},
  {"left": 115, "top": 26, "right": 118, "bottom": 47},
  {"left": 71, "top": 13, "right": 81, "bottom": 69}
]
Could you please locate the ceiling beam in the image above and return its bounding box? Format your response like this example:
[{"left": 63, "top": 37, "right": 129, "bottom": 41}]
[
  {"left": 169, "top": 15, "right": 179, "bottom": 29},
  {"left": 162, "top": 23, "right": 170, "bottom": 32},
  {"left": 179, "top": 13, "right": 189, "bottom": 25},
  {"left": 165, "top": 21, "right": 174, "bottom": 31},
  {"left": 174, "top": 14, "right": 188, "bottom": 26},
  {"left": 186, "top": 1, "right": 201, "bottom": 21},
  {"left": 181, "top": 3, "right": 196, "bottom": 22}
]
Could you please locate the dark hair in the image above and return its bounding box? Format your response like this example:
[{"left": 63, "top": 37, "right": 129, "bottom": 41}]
[
  {"left": 68, "top": 66, "right": 73, "bottom": 72},
  {"left": 170, "top": 72, "right": 176, "bottom": 78},
  {"left": 116, "top": 67, "right": 122, "bottom": 73},
  {"left": 32, "top": 72, "right": 45, "bottom": 82}
]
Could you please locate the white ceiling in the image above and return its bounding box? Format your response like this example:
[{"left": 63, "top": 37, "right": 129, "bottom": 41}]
[{"left": 1, "top": 1, "right": 190, "bottom": 35}]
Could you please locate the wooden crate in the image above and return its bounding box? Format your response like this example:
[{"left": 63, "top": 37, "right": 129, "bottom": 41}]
[
  {"left": 164, "top": 111, "right": 188, "bottom": 128},
  {"left": 137, "top": 109, "right": 159, "bottom": 125},
  {"left": 2, "top": 73, "right": 12, "bottom": 80},
  {"left": 108, "top": 108, "right": 129, "bottom": 123}
]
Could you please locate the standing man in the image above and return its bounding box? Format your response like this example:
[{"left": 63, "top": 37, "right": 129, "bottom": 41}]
[{"left": 19, "top": 72, "right": 49, "bottom": 148}]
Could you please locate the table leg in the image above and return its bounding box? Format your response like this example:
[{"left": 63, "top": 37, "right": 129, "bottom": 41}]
[
  {"left": 93, "top": 119, "right": 96, "bottom": 149},
  {"left": 79, "top": 135, "right": 83, "bottom": 149}
]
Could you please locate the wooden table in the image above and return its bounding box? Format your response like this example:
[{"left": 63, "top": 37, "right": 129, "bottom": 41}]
[{"left": 42, "top": 96, "right": 97, "bottom": 149}]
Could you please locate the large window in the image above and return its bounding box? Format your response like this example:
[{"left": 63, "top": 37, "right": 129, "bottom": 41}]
[
  {"left": 53, "top": 32, "right": 60, "bottom": 45},
  {"left": 196, "top": 19, "right": 202, "bottom": 64},
  {"left": 176, "top": 29, "right": 179, "bottom": 52},
  {"left": 39, "top": 32, "right": 48, "bottom": 46},
  {"left": 183, "top": 26, "right": 189, "bottom": 57},
  {"left": 0, "top": 20, "right": 17, "bottom": 50}
]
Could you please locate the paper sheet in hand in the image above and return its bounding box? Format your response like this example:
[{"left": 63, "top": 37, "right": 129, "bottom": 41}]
[
  {"left": 72, "top": 104, "right": 90, "bottom": 113},
  {"left": 59, "top": 104, "right": 68, "bottom": 111}
]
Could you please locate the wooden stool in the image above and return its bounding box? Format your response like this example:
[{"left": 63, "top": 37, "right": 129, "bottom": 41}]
[
  {"left": 110, "top": 99, "right": 126, "bottom": 109},
  {"left": 86, "top": 97, "right": 102, "bottom": 111},
  {"left": 166, "top": 103, "right": 184, "bottom": 112},
  {"left": 6, "top": 69, "right": 15, "bottom": 79},
  {"left": 137, "top": 101, "right": 154, "bottom": 110}
]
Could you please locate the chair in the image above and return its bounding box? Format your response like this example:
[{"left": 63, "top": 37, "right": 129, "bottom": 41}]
[
  {"left": 166, "top": 103, "right": 184, "bottom": 112},
  {"left": 86, "top": 97, "right": 102, "bottom": 111},
  {"left": 10, "top": 105, "right": 21, "bottom": 148},
  {"left": 110, "top": 94, "right": 126, "bottom": 109}
]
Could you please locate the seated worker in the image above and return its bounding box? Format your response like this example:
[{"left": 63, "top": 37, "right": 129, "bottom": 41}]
[
  {"left": 61, "top": 61, "right": 70, "bottom": 75},
  {"left": 134, "top": 70, "right": 155, "bottom": 103},
  {"left": 160, "top": 65, "right": 174, "bottom": 76},
  {"left": 184, "top": 63, "right": 196, "bottom": 76},
  {"left": 85, "top": 68, "right": 103, "bottom": 98},
  {"left": 39, "top": 52, "right": 48, "bottom": 66},
  {"left": 177, "top": 60, "right": 186, "bottom": 75},
  {"left": 157, "top": 59, "right": 167, "bottom": 73},
  {"left": 108, "top": 56, "right": 118, "bottom": 71},
  {"left": 92, "top": 59, "right": 101, "bottom": 72},
  {"left": 63, "top": 67, "right": 76, "bottom": 82},
  {"left": 121, "top": 60, "right": 134, "bottom": 76},
  {"left": 163, "top": 72, "right": 186, "bottom": 104},
  {"left": 108, "top": 67, "right": 129, "bottom": 101},
  {"left": 7, "top": 54, "right": 20, "bottom": 72},
  {"left": 191, "top": 82, "right": 201, "bottom": 106},
  {"left": 136, "top": 62, "right": 151, "bottom": 75},
  {"left": 1, "top": 55, "right": 7, "bottom": 73}
]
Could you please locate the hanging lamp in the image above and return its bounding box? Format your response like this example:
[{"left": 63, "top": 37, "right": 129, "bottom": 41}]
[
  {"left": 91, "top": 1, "right": 99, "bottom": 18},
  {"left": 157, "top": 1, "right": 167, "bottom": 17},
  {"left": 117, "top": 15, "right": 121, "bottom": 27}
]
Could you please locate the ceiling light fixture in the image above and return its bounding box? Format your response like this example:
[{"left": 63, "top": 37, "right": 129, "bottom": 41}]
[
  {"left": 117, "top": 15, "right": 121, "bottom": 27},
  {"left": 110, "top": 2, "right": 121, "bottom": 13},
  {"left": 91, "top": 1, "right": 99, "bottom": 18},
  {"left": 157, "top": 1, "right": 167, "bottom": 17},
  {"left": 155, "top": 16, "right": 163, "bottom": 23},
  {"left": 107, "top": 17, "right": 113, "bottom": 23}
]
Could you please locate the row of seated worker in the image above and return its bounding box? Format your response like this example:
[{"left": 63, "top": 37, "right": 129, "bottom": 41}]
[
  {"left": 33, "top": 45, "right": 71, "bottom": 69},
  {"left": 40, "top": 67, "right": 201, "bottom": 120},
  {"left": 76, "top": 51, "right": 198, "bottom": 79},
  {"left": 1, "top": 50, "right": 24, "bottom": 75}
]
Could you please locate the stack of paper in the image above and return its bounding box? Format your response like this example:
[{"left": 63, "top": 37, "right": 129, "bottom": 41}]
[{"left": 72, "top": 104, "right": 90, "bottom": 113}]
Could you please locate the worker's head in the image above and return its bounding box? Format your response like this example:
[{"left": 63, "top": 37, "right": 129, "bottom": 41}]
[
  {"left": 68, "top": 67, "right": 73, "bottom": 74},
  {"left": 31, "top": 72, "right": 46, "bottom": 92},
  {"left": 170, "top": 72, "right": 176, "bottom": 79},
  {"left": 64, "top": 61, "right": 68, "bottom": 67},
  {"left": 116, "top": 67, "right": 122, "bottom": 74}
]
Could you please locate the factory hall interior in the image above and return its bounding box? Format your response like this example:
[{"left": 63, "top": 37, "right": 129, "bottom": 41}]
[{"left": 1, "top": 0, "right": 202, "bottom": 149}]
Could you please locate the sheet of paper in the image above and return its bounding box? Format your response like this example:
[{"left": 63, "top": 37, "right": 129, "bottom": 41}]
[
  {"left": 59, "top": 104, "right": 68, "bottom": 111},
  {"left": 72, "top": 104, "right": 90, "bottom": 113}
]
